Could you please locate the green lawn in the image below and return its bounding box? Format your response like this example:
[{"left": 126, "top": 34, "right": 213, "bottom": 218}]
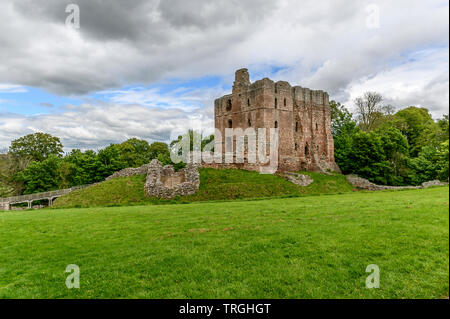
[
  {"left": 0, "top": 187, "right": 448, "bottom": 299},
  {"left": 53, "top": 168, "right": 355, "bottom": 208}
]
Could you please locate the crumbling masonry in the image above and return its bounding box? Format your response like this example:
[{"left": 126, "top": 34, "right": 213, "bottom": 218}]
[{"left": 214, "top": 69, "right": 340, "bottom": 173}]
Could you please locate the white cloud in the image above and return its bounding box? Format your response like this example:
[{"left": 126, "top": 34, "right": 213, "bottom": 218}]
[
  {"left": 345, "top": 48, "right": 449, "bottom": 117},
  {"left": 0, "top": 84, "right": 27, "bottom": 93}
]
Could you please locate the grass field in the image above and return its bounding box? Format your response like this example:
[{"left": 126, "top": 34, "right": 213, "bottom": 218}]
[
  {"left": 53, "top": 168, "right": 355, "bottom": 208},
  {"left": 0, "top": 186, "right": 448, "bottom": 299}
]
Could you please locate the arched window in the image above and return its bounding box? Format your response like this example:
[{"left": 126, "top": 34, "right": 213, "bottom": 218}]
[
  {"left": 248, "top": 118, "right": 251, "bottom": 127},
  {"left": 226, "top": 99, "right": 232, "bottom": 111},
  {"left": 284, "top": 98, "right": 287, "bottom": 106},
  {"left": 275, "top": 121, "right": 278, "bottom": 129},
  {"left": 305, "top": 143, "right": 309, "bottom": 156},
  {"left": 275, "top": 98, "right": 278, "bottom": 109},
  {"left": 228, "top": 120, "right": 232, "bottom": 128},
  {"left": 247, "top": 98, "right": 250, "bottom": 107}
]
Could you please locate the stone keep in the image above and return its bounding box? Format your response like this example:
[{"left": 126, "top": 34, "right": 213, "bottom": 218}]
[{"left": 214, "top": 69, "right": 340, "bottom": 173}]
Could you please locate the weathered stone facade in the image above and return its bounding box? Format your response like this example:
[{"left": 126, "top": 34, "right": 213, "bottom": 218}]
[
  {"left": 214, "top": 69, "right": 340, "bottom": 173},
  {"left": 144, "top": 159, "right": 200, "bottom": 199}
]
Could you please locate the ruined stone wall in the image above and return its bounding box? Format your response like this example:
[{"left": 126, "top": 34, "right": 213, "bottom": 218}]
[
  {"left": 214, "top": 69, "right": 339, "bottom": 173},
  {"left": 105, "top": 163, "right": 151, "bottom": 181},
  {"left": 144, "top": 160, "right": 200, "bottom": 199}
]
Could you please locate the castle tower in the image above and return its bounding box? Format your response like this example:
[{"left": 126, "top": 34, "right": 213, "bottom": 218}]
[{"left": 213, "top": 69, "right": 339, "bottom": 173}]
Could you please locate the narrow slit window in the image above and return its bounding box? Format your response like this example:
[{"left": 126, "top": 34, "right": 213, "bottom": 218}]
[
  {"left": 275, "top": 98, "right": 278, "bottom": 109},
  {"left": 275, "top": 121, "right": 278, "bottom": 129},
  {"left": 228, "top": 120, "right": 232, "bottom": 128}
]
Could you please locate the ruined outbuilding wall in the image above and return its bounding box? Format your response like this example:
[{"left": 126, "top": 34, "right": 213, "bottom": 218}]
[{"left": 214, "top": 69, "right": 340, "bottom": 173}]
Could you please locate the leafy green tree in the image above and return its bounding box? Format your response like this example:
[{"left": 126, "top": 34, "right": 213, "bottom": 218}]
[
  {"left": 408, "top": 146, "right": 439, "bottom": 185},
  {"left": 9, "top": 133, "right": 63, "bottom": 162},
  {"left": 376, "top": 126, "right": 410, "bottom": 185},
  {"left": 64, "top": 149, "right": 103, "bottom": 185},
  {"left": 16, "top": 155, "right": 62, "bottom": 194},
  {"left": 117, "top": 138, "right": 152, "bottom": 167},
  {"left": 436, "top": 115, "right": 449, "bottom": 143},
  {"left": 330, "top": 101, "right": 360, "bottom": 174},
  {"left": 345, "top": 131, "right": 392, "bottom": 184},
  {"left": 392, "top": 107, "right": 437, "bottom": 157},
  {"left": 149, "top": 142, "right": 170, "bottom": 160},
  {"left": 436, "top": 140, "right": 449, "bottom": 181}
]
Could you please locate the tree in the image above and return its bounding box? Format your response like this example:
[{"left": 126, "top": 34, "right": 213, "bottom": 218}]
[
  {"left": 436, "top": 140, "right": 449, "bottom": 181},
  {"left": 376, "top": 126, "right": 410, "bottom": 185},
  {"left": 437, "top": 115, "right": 449, "bottom": 143},
  {"left": 117, "top": 138, "right": 152, "bottom": 167},
  {"left": 408, "top": 146, "right": 440, "bottom": 185},
  {"left": 392, "top": 107, "right": 437, "bottom": 157},
  {"left": 9, "top": 133, "right": 63, "bottom": 162},
  {"left": 16, "top": 154, "right": 62, "bottom": 194},
  {"left": 346, "top": 131, "right": 392, "bottom": 185},
  {"left": 354, "top": 92, "right": 386, "bottom": 132},
  {"left": 149, "top": 142, "right": 170, "bottom": 160}
]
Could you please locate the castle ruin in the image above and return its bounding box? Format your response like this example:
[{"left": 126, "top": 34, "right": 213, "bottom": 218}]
[{"left": 214, "top": 69, "right": 340, "bottom": 173}]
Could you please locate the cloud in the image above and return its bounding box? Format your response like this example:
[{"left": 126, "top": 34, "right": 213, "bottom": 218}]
[
  {"left": 345, "top": 48, "right": 449, "bottom": 117},
  {"left": 0, "top": 84, "right": 27, "bottom": 93}
]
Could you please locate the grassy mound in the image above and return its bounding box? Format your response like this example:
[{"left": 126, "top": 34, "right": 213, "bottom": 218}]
[
  {"left": 1, "top": 187, "right": 448, "bottom": 298},
  {"left": 53, "top": 168, "right": 355, "bottom": 208}
]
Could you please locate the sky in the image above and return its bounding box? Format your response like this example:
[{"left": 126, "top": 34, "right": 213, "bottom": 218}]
[{"left": 0, "top": 0, "right": 448, "bottom": 151}]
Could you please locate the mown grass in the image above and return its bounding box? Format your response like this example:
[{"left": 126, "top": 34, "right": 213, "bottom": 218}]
[
  {"left": 0, "top": 187, "right": 448, "bottom": 299},
  {"left": 53, "top": 168, "right": 355, "bottom": 208}
]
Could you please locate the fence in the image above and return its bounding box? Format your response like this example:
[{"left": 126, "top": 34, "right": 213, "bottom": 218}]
[{"left": 0, "top": 185, "right": 90, "bottom": 205}]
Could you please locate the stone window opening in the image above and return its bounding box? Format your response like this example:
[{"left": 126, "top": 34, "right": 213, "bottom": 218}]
[
  {"left": 305, "top": 143, "right": 309, "bottom": 156},
  {"left": 248, "top": 118, "right": 251, "bottom": 127},
  {"left": 295, "top": 122, "right": 299, "bottom": 132},
  {"left": 226, "top": 99, "right": 232, "bottom": 111},
  {"left": 316, "top": 123, "right": 318, "bottom": 131},
  {"left": 284, "top": 98, "right": 287, "bottom": 107},
  {"left": 275, "top": 121, "right": 278, "bottom": 129},
  {"left": 275, "top": 98, "right": 278, "bottom": 109},
  {"left": 228, "top": 119, "right": 232, "bottom": 128},
  {"left": 247, "top": 98, "right": 250, "bottom": 107},
  {"left": 295, "top": 143, "right": 298, "bottom": 151}
]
